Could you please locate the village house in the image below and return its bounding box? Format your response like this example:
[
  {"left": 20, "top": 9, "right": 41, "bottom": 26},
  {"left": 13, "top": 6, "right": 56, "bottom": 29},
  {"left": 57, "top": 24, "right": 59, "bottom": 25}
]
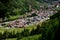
[{"left": 52, "top": 1, "right": 60, "bottom": 8}]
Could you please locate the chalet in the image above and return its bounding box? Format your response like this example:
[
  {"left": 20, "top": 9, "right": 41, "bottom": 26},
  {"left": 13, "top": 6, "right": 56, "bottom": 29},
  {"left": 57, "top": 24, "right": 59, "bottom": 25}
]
[
  {"left": 47, "top": 4, "right": 55, "bottom": 9},
  {"left": 40, "top": 6, "right": 44, "bottom": 9},
  {"left": 31, "top": 9, "right": 37, "bottom": 14}
]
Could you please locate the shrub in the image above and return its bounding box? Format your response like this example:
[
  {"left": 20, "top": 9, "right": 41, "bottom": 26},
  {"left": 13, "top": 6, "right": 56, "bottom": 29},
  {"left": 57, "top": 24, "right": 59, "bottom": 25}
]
[
  {"left": 16, "top": 31, "right": 23, "bottom": 40},
  {"left": 35, "top": 25, "right": 41, "bottom": 34},
  {"left": 30, "top": 28, "right": 35, "bottom": 35},
  {"left": 0, "top": 32, "right": 3, "bottom": 39},
  {"left": 2, "top": 30, "right": 9, "bottom": 39},
  {"left": 21, "top": 29, "right": 30, "bottom": 37}
]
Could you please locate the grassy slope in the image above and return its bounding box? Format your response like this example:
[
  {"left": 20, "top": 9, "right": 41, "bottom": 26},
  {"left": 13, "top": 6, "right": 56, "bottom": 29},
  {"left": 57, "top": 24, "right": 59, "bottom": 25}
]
[
  {"left": 21, "top": 34, "right": 41, "bottom": 40},
  {"left": 0, "top": 24, "right": 38, "bottom": 33},
  {"left": 6, "top": 34, "right": 42, "bottom": 40},
  {"left": 0, "top": 20, "right": 42, "bottom": 33}
]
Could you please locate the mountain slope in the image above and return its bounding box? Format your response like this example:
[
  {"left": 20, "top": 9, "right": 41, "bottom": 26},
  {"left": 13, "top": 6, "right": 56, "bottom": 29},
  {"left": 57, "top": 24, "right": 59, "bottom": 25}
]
[
  {"left": 0, "top": 0, "right": 40, "bottom": 21},
  {"left": 50, "top": 10, "right": 60, "bottom": 19},
  {"left": 40, "top": 10, "right": 60, "bottom": 40}
]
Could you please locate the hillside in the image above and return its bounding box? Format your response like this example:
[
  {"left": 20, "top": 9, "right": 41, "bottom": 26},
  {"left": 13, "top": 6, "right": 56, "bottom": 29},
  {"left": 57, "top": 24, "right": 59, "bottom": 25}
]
[
  {"left": 0, "top": 0, "right": 40, "bottom": 22},
  {"left": 50, "top": 10, "right": 60, "bottom": 19},
  {"left": 0, "top": 0, "right": 59, "bottom": 22},
  {"left": 40, "top": 10, "right": 60, "bottom": 40},
  {"left": 0, "top": 0, "right": 60, "bottom": 40},
  {"left": 6, "top": 34, "right": 41, "bottom": 40},
  {"left": 0, "top": 10, "right": 60, "bottom": 40}
]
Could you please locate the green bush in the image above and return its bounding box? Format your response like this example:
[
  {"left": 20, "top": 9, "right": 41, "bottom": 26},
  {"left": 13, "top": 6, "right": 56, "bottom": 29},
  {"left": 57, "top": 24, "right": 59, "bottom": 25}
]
[
  {"left": 30, "top": 28, "right": 35, "bottom": 35},
  {"left": 21, "top": 29, "right": 30, "bottom": 37}
]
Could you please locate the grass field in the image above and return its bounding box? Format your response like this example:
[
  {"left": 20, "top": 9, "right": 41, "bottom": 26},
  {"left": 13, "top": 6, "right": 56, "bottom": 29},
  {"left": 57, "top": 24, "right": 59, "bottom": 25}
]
[
  {"left": 20, "top": 34, "right": 42, "bottom": 40},
  {"left": 6, "top": 34, "right": 42, "bottom": 40},
  {"left": 0, "top": 21, "right": 41, "bottom": 40},
  {"left": 0, "top": 24, "right": 38, "bottom": 33}
]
